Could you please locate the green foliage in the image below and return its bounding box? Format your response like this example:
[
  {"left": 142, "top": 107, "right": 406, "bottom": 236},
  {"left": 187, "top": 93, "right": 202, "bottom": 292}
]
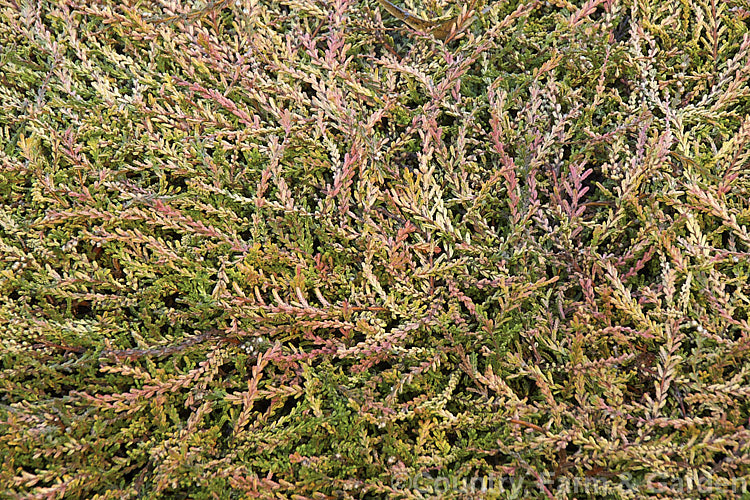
[{"left": 2, "top": 0, "right": 750, "bottom": 498}]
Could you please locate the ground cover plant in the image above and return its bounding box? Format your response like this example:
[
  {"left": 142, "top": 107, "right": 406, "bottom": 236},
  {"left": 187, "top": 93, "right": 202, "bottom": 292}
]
[{"left": 2, "top": 0, "right": 750, "bottom": 498}]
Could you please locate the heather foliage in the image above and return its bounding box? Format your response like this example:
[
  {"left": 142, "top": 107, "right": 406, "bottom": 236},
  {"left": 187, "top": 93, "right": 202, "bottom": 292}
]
[{"left": 1, "top": 0, "right": 750, "bottom": 498}]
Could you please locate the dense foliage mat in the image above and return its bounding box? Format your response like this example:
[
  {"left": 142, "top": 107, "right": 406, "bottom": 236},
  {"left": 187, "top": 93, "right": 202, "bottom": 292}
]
[{"left": 2, "top": 0, "right": 750, "bottom": 498}]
